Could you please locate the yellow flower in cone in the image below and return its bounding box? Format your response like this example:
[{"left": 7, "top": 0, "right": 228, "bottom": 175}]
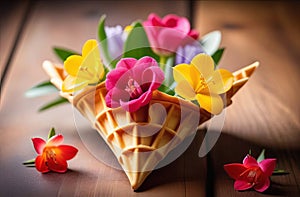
[
  {"left": 173, "top": 54, "right": 233, "bottom": 114},
  {"left": 62, "top": 39, "right": 104, "bottom": 93}
]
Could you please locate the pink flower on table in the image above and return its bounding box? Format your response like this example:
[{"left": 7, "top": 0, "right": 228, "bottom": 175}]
[
  {"left": 143, "top": 13, "right": 199, "bottom": 57},
  {"left": 224, "top": 154, "right": 276, "bottom": 192},
  {"left": 105, "top": 56, "right": 164, "bottom": 112},
  {"left": 32, "top": 134, "right": 78, "bottom": 173}
]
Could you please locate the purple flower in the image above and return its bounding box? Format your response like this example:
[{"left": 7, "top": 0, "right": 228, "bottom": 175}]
[
  {"left": 175, "top": 41, "right": 205, "bottom": 64},
  {"left": 105, "top": 25, "right": 126, "bottom": 61},
  {"left": 105, "top": 56, "right": 164, "bottom": 112}
]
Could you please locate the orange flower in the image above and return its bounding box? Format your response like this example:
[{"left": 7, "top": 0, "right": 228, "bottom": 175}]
[{"left": 32, "top": 134, "right": 78, "bottom": 173}]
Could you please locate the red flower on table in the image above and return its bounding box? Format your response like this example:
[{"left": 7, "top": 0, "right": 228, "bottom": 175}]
[
  {"left": 32, "top": 134, "right": 78, "bottom": 173},
  {"left": 224, "top": 154, "right": 276, "bottom": 192}
]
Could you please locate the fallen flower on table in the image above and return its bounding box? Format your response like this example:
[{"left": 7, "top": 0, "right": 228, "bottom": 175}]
[
  {"left": 224, "top": 151, "right": 276, "bottom": 192},
  {"left": 23, "top": 128, "right": 78, "bottom": 173}
]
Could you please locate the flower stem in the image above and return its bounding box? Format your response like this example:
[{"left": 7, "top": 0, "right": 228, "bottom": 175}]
[{"left": 159, "top": 56, "right": 167, "bottom": 71}]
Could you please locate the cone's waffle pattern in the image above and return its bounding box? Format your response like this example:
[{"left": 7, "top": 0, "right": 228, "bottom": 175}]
[{"left": 43, "top": 60, "right": 259, "bottom": 190}]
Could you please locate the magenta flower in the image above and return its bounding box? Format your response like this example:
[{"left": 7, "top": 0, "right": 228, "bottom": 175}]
[
  {"left": 105, "top": 56, "right": 164, "bottom": 112},
  {"left": 143, "top": 13, "right": 199, "bottom": 57},
  {"left": 224, "top": 154, "right": 276, "bottom": 192}
]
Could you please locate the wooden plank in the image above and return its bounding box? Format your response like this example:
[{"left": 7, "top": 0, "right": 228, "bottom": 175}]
[
  {"left": 0, "top": 0, "right": 30, "bottom": 84},
  {"left": 0, "top": 1, "right": 207, "bottom": 196},
  {"left": 195, "top": 1, "right": 300, "bottom": 149},
  {"left": 194, "top": 1, "right": 300, "bottom": 196}
]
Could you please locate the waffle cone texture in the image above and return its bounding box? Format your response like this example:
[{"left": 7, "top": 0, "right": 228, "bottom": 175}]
[{"left": 43, "top": 60, "right": 259, "bottom": 190}]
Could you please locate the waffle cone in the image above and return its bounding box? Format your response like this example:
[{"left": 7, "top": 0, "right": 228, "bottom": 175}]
[{"left": 42, "top": 60, "right": 259, "bottom": 190}]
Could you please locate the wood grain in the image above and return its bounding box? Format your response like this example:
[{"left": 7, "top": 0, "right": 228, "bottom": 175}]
[
  {"left": 0, "top": 0, "right": 30, "bottom": 85},
  {"left": 195, "top": 1, "right": 300, "bottom": 149},
  {"left": 195, "top": 1, "right": 300, "bottom": 196}
]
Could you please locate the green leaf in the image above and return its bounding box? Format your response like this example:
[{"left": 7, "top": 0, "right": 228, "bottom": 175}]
[
  {"left": 24, "top": 165, "right": 36, "bottom": 168},
  {"left": 272, "top": 169, "right": 289, "bottom": 175},
  {"left": 257, "top": 149, "right": 265, "bottom": 163},
  {"left": 48, "top": 127, "right": 56, "bottom": 139},
  {"left": 25, "top": 81, "right": 58, "bottom": 98},
  {"left": 200, "top": 30, "right": 222, "bottom": 55},
  {"left": 249, "top": 149, "right": 252, "bottom": 155},
  {"left": 22, "top": 158, "right": 35, "bottom": 165},
  {"left": 158, "top": 84, "right": 175, "bottom": 96},
  {"left": 211, "top": 48, "right": 224, "bottom": 67},
  {"left": 123, "top": 22, "right": 159, "bottom": 62},
  {"left": 39, "top": 97, "right": 69, "bottom": 112},
  {"left": 98, "top": 15, "right": 114, "bottom": 69},
  {"left": 53, "top": 47, "right": 78, "bottom": 62}
]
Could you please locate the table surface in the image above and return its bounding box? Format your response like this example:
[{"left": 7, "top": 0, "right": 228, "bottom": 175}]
[{"left": 1, "top": 1, "right": 299, "bottom": 196}]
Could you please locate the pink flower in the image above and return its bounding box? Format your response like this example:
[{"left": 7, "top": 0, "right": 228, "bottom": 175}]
[
  {"left": 224, "top": 155, "right": 276, "bottom": 192},
  {"left": 32, "top": 134, "right": 78, "bottom": 173},
  {"left": 105, "top": 56, "right": 164, "bottom": 112},
  {"left": 143, "top": 13, "right": 199, "bottom": 56}
]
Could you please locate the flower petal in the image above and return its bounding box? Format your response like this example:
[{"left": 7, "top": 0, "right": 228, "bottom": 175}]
[
  {"left": 173, "top": 63, "right": 200, "bottom": 90},
  {"left": 35, "top": 155, "right": 49, "bottom": 173},
  {"left": 195, "top": 93, "right": 224, "bottom": 114},
  {"left": 224, "top": 163, "right": 248, "bottom": 180},
  {"left": 243, "top": 155, "right": 259, "bottom": 168},
  {"left": 56, "top": 145, "right": 78, "bottom": 160},
  {"left": 175, "top": 81, "right": 196, "bottom": 100},
  {"left": 158, "top": 28, "right": 187, "bottom": 54},
  {"left": 62, "top": 75, "right": 89, "bottom": 93},
  {"left": 47, "top": 154, "right": 68, "bottom": 173},
  {"left": 191, "top": 54, "right": 214, "bottom": 79},
  {"left": 32, "top": 138, "right": 46, "bottom": 154},
  {"left": 208, "top": 69, "right": 233, "bottom": 94},
  {"left": 259, "top": 159, "right": 276, "bottom": 177},
  {"left": 162, "top": 14, "right": 190, "bottom": 36},
  {"left": 105, "top": 67, "right": 129, "bottom": 90},
  {"left": 82, "top": 39, "right": 98, "bottom": 58},
  {"left": 116, "top": 58, "right": 137, "bottom": 70},
  {"left": 64, "top": 55, "right": 83, "bottom": 76},
  {"left": 134, "top": 56, "right": 159, "bottom": 83},
  {"left": 141, "top": 66, "right": 164, "bottom": 90},
  {"left": 254, "top": 176, "right": 270, "bottom": 192},
  {"left": 234, "top": 180, "right": 253, "bottom": 191},
  {"left": 80, "top": 44, "right": 104, "bottom": 82},
  {"left": 47, "top": 134, "right": 63, "bottom": 146}
]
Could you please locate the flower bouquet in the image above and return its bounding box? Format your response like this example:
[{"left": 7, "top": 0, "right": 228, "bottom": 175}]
[{"left": 28, "top": 13, "right": 259, "bottom": 190}]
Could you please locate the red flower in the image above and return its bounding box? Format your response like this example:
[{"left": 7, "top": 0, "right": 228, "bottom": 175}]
[
  {"left": 32, "top": 134, "right": 78, "bottom": 173},
  {"left": 224, "top": 154, "right": 276, "bottom": 192}
]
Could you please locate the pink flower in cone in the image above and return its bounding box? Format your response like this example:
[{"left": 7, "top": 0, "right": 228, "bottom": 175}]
[
  {"left": 143, "top": 13, "right": 199, "bottom": 56},
  {"left": 224, "top": 154, "right": 276, "bottom": 192},
  {"left": 105, "top": 56, "right": 164, "bottom": 112},
  {"left": 32, "top": 134, "right": 78, "bottom": 173}
]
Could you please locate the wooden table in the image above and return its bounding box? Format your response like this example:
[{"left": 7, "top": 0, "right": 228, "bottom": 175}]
[{"left": 1, "top": 1, "right": 299, "bottom": 196}]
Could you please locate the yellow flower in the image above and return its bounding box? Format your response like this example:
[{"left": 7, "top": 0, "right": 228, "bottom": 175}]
[
  {"left": 62, "top": 39, "right": 104, "bottom": 93},
  {"left": 173, "top": 54, "right": 233, "bottom": 114}
]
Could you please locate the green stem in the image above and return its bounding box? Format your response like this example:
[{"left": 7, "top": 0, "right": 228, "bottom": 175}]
[{"left": 159, "top": 56, "right": 167, "bottom": 72}]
